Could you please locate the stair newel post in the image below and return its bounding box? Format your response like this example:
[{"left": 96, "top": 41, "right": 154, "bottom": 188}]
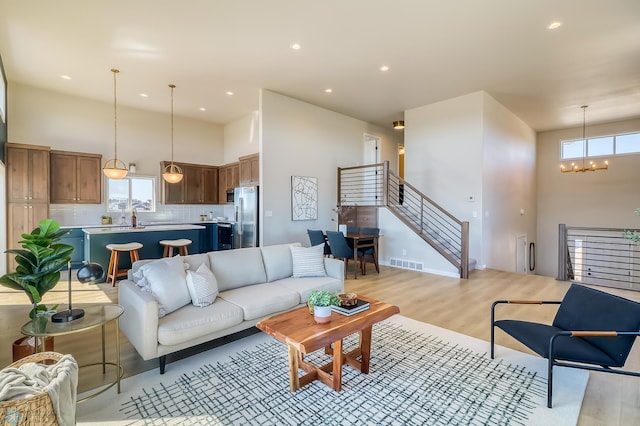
[
  {"left": 383, "top": 161, "right": 389, "bottom": 207},
  {"left": 557, "top": 224, "right": 568, "bottom": 281},
  {"left": 461, "top": 221, "right": 470, "bottom": 279}
]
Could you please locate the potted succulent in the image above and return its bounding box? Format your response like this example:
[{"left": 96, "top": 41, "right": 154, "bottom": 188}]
[
  {"left": 307, "top": 290, "right": 340, "bottom": 324},
  {"left": 0, "top": 219, "right": 73, "bottom": 359}
]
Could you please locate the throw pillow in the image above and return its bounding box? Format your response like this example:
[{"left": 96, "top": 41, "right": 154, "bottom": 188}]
[
  {"left": 138, "top": 256, "right": 191, "bottom": 317},
  {"left": 186, "top": 263, "right": 218, "bottom": 307},
  {"left": 290, "top": 244, "right": 327, "bottom": 278}
]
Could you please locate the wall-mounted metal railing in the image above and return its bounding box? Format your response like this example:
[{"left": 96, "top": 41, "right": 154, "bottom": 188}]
[
  {"left": 558, "top": 224, "right": 640, "bottom": 291},
  {"left": 337, "top": 162, "right": 469, "bottom": 279}
]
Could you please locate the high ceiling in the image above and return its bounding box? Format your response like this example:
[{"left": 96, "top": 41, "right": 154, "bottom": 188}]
[{"left": 1, "top": 0, "right": 639, "bottom": 132}]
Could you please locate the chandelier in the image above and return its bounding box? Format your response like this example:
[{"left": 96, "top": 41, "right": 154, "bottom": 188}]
[
  {"left": 102, "top": 68, "right": 128, "bottom": 179},
  {"left": 560, "top": 105, "right": 609, "bottom": 173},
  {"left": 162, "top": 84, "right": 184, "bottom": 183}
]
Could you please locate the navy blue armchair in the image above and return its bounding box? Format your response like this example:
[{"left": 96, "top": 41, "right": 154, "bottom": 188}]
[{"left": 491, "top": 284, "right": 640, "bottom": 408}]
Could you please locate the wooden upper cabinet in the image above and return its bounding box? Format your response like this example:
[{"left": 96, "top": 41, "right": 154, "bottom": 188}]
[
  {"left": 7, "top": 144, "right": 50, "bottom": 203},
  {"left": 239, "top": 153, "right": 259, "bottom": 186},
  {"left": 50, "top": 150, "right": 102, "bottom": 204},
  {"left": 218, "top": 162, "right": 239, "bottom": 202},
  {"left": 161, "top": 161, "right": 218, "bottom": 204}
]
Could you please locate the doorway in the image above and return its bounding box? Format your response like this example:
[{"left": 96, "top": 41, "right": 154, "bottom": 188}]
[{"left": 363, "top": 134, "right": 380, "bottom": 165}]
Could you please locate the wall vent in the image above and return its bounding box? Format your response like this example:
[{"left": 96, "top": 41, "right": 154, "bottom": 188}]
[{"left": 389, "top": 258, "right": 424, "bottom": 271}]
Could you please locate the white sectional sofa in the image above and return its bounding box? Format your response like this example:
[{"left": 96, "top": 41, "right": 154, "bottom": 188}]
[{"left": 118, "top": 243, "right": 344, "bottom": 373}]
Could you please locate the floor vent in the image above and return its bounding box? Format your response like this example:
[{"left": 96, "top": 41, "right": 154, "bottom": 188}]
[{"left": 389, "top": 258, "right": 424, "bottom": 271}]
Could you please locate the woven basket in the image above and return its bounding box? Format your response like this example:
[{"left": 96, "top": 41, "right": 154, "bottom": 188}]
[{"left": 0, "top": 352, "right": 63, "bottom": 426}]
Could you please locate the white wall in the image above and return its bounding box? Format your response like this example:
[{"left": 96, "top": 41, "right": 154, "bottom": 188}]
[
  {"left": 9, "top": 83, "right": 225, "bottom": 175},
  {"left": 536, "top": 117, "right": 640, "bottom": 277},
  {"left": 260, "top": 90, "right": 400, "bottom": 247},
  {"left": 481, "top": 93, "right": 537, "bottom": 272},
  {"left": 394, "top": 91, "right": 536, "bottom": 274},
  {"left": 223, "top": 112, "right": 259, "bottom": 164}
]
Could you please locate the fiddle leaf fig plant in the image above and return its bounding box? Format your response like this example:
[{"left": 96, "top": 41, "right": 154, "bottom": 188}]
[
  {"left": 307, "top": 290, "right": 340, "bottom": 307},
  {"left": 0, "top": 219, "right": 73, "bottom": 318}
]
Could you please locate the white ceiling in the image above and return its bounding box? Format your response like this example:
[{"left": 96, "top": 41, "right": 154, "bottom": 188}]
[{"left": 1, "top": 0, "right": 639, "bottom": 132}]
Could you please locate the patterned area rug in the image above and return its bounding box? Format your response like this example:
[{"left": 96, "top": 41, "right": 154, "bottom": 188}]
[{"left": 77, "top": 316, "right": 588, "bottom": 425}]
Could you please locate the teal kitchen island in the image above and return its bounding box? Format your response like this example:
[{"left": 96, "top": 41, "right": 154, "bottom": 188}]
[{"left": 83, "top": 224, "right": 205, "bottom": 281}]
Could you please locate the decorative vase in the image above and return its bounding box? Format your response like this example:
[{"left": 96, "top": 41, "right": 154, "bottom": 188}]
[{"left": 313, "top": 305, "right": 332, "bottom": 324}]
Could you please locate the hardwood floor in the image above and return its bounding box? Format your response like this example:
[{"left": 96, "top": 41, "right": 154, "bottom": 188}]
[{"left": 1, "top": 265, "right": 638, "bottom": 425}]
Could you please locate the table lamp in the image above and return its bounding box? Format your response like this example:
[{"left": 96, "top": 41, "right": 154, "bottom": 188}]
[{"left": 51, "top": 261, "right": 105, "bottom": 323}]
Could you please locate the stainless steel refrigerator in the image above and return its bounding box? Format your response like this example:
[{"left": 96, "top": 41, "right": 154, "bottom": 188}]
[{"left": 234, "top": 186, "right": 259, "bottom": 248}]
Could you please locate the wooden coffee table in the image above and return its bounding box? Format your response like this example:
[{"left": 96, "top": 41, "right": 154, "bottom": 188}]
[{"left": 256, "top": 295, "right": 399, "bottom": 392}]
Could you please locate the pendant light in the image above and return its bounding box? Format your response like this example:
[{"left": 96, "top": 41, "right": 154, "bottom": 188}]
[
  {"left": 162, "top": 84, "right": 183, "bottom": 183},
  {"left": 560, "top": 105, "right": 609, "bottom": 173},
  {"left": 393, "top": 120, "right": 405, "bottom": 130},
  {"left": 102, "top": 68, "right": 128, "bottom": 179}
]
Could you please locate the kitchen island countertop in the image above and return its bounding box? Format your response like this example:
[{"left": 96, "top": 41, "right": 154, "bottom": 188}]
[{"left": 82, "top": 224, "right": 205, "bottom": 235}]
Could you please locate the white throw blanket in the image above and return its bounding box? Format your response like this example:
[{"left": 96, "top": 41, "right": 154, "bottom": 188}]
[{"left": 0, "top": 354, "right": 78, "bottom": 426}]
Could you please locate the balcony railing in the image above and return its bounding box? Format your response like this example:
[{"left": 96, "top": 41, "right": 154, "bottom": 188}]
[{"left": 558, "top": 224, "right": 640, "bottom": 291}]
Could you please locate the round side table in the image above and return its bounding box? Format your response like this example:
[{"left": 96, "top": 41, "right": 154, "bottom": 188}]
[{"left": 20, "top": 303, "right": 125, "bottom": 403}]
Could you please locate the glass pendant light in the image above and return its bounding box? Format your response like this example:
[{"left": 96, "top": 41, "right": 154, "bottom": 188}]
[
  {"left": 103, "top": 68, "right": 128, "bottom": 179},
  {"left": 162, "top": 84, "right": 183, "bottom": 183}
]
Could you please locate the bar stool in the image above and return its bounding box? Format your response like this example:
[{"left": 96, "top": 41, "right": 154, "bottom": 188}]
[
  {"left": 159, "top": 239, "right": 192, "bottom": 257},
  {"left": 106, "top": 242, "right": 143, "bottom": 287}
]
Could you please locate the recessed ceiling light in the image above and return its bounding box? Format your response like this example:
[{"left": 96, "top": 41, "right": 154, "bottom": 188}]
[
  {"left": 140, "top": 93, "right": 148, "bottom": 98},
  {"left": 225, "top": 91, "right": 234, "bottom": 96},
  {"left": 548, "top": 21, "right": 563, "bottom": 30},
  {"left": 290, "top": 43, "right": 302, "bottom": 50},
  {"left": 60, "top": 75, "right": 72, "bottom": 80},
  {"left": 380, "top": 65, "right": 389, "bottom": 72},
  {"left": 325, "top": 88, "right": 333, "bottom": 93},
  {"left": 199, "top": 107, "right": 206, "bottom": 111}
]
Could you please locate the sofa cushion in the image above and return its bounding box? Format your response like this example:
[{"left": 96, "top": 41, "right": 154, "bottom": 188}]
[
  {"left": 260, "top": 242, "right": 300, "bottom": 282},
  {"left": 208, "top": 248, "right": 267, "bottom": 291},
  {"left": 138, "top": 256, "right": 191, "bottom": 317},
  {"left": 186, "top": 263, "right": 218, "bottom": 307},
  {"left": 181, "top": 253, "right": 210, "bottom": 271},
  {"left": 219, "top": 283, "right": 300, "bottom": 321},
  {"left": 290, "top": 244, "right": 327, "bottom": 278},
  {"left": 157, "top": 299, "right": 244, "bottom": 346},
  {"left": 273, "top": 276, "right": 344, "bottom": 303}
]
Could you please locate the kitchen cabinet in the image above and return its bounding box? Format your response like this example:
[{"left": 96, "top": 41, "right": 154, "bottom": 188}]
[
  {"left": 50, "top": 150, "right": 102, "bottom": 204},
  {"left": 161, "top": 161, "right": 218, "bottom": 204},
  {"left": 218, "top": 162, "right": 239, "bottom": 201},
  {"left": 59, "top": 228, "right": 85, "bottom": 264},
  {"left": 6, "top": 143, "right": 50, "bottom": 271},
  {"left": 239, "top": 153, "right": 259, "bottom": 186},
  {"left": 7, "top": 143, "right": 50, "bottom": 204}
]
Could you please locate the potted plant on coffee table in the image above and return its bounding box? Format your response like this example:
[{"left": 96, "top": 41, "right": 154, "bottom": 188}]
[
  {"left": 307, "top": 290, "right": 340, "bottom": 324},
  {"left": 0, "top": 219, "right": 73, "bottom": 359}
]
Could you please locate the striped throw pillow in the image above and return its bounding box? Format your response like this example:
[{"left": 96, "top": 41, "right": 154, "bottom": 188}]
[
  {"left": 186, "top": 263, "right": 218, "bottom": 307},
  {"left": 290, "top": 244, "right": 327, "bottom": 278}
]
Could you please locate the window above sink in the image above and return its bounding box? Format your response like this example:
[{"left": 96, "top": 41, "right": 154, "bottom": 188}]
[{"left": 106, "top": 175, "right": 156, "bottom": 212}]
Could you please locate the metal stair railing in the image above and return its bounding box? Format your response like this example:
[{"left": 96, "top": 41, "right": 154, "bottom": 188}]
[
  {"left": 558, "top": 224, "right": 640, "bottom": 291},
  {"left": 337, "top": 161, "right": 470, "bottom": 279}
]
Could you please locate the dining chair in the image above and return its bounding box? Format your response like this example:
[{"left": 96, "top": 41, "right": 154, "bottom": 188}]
[
  {"left": 326, "top": 231, "right": 356, "bottom": 279},
  {"left": 307, "top": 229, "right": 331, "bottom": 256},
  {"left": 358, "top": 227, "right": 380, "bottom": 275},
  {"left": 345, "top": 226, "right": 360, "bottom": 249}
]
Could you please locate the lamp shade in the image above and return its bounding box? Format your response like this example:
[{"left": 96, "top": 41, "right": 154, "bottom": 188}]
[{"left": 77, "top": 262, "right": 105, "bottom": 283}]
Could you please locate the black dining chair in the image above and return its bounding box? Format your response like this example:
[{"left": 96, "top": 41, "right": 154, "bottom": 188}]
[
  {"left": 326, "top": 231, "right": 356, "bottom": 279},
  {"left": 358, "top": 227, "right": 380, "bottom": 275},
  {"left": 307, "top": 229, "right": 331, "bottom": 256}
]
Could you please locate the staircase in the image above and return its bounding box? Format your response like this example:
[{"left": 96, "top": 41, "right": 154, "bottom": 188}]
[{"left": 337, "top": 162, "right": 470, "bottom": 279}]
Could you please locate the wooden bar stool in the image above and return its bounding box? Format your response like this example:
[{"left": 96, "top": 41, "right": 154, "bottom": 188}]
[
  {"left": 159, "top": 239, "right": 192, "bottom": 257},
  {"left": 106, "top": 242, "right": 143, "bottom": 286}
]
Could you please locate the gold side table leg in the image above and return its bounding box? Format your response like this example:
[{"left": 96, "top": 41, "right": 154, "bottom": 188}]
[{"left": 116, "top": 317, "right": 121, "bottom": 393}]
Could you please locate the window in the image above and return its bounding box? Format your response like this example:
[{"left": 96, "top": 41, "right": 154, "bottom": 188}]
[
  {"left": 107, "top": 175, "right": 156, "bottom": 212},
  {"left": 560, "top": 131, "right": 640, "bottom": 160}
]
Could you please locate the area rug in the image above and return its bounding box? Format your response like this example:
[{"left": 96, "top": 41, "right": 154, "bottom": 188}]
[{"left": 76, "top": 315, "right": 588, "bottom": 425}]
